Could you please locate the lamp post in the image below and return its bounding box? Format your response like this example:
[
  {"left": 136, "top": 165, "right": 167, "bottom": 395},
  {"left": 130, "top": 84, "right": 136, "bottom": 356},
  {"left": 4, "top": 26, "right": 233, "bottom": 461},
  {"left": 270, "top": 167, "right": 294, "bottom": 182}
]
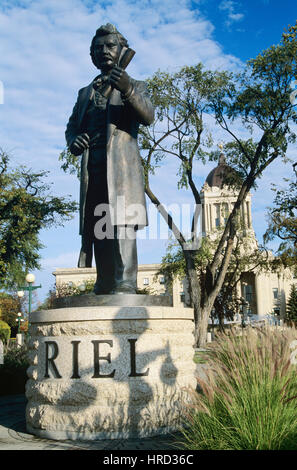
[
  {"left": 17, "top": 290, "right": 24, "bottom": 300},
  {"left": 16, "top": 312, "right": 24, "bottom": 347},
  {"left": 17, "top": 291, "right": 25, "bottom": 340},
  {"left": 18, "top": 273, "right": 42, "bottom": 316},
  {"left": 16, "top": 312, "right": 24, "bottom": 334}
]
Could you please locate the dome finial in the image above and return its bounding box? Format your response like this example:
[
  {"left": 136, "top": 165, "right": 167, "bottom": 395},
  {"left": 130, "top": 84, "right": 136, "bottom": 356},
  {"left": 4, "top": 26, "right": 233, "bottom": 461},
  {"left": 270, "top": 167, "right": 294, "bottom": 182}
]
[
  {"left": 218, "top": 142, "right": 226, "bottom": 165},
  {"left": 218, "top": 142, "right": 224, "bottom": 151}
]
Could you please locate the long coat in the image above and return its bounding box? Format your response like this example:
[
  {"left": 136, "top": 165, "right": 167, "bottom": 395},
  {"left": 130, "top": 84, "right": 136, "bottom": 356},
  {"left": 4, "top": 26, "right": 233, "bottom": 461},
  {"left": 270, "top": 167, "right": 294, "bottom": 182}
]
[{"left": 65, "top": 78, "right": 154, "bottom": 234}]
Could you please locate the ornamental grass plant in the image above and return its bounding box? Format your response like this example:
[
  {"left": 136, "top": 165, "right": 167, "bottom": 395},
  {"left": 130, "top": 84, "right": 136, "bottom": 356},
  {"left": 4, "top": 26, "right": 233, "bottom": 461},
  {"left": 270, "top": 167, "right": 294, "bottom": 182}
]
[{"left": 181, "top": 326, "right": 297, "bottom": 450}]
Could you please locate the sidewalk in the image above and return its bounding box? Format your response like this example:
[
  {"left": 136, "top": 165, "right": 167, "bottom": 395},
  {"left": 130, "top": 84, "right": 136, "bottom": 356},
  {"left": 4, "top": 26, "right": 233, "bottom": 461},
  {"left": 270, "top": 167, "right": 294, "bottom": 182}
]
[{"left": 0, "top": 394, "right": 182, "bottom": 451}]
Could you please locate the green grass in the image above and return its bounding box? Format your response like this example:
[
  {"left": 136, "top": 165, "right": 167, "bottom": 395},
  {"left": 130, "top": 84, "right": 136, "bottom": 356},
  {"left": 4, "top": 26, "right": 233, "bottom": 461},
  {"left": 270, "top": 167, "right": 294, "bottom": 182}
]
[{"left": 181, "top": 326, "right": 297, "bottom": 450}]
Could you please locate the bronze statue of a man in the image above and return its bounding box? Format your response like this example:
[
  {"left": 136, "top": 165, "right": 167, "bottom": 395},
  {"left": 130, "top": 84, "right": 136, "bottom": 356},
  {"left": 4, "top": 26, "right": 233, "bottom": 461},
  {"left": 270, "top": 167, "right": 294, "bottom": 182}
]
[{"left": 65, "top": 23, "right": 154, "bottom": 295}]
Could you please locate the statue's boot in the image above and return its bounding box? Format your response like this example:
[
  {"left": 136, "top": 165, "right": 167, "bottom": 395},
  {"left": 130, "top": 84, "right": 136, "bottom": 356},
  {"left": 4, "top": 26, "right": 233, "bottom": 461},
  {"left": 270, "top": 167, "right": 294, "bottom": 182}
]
[{"left": 93, "top": 235, "right": 115, "bottom": 295}]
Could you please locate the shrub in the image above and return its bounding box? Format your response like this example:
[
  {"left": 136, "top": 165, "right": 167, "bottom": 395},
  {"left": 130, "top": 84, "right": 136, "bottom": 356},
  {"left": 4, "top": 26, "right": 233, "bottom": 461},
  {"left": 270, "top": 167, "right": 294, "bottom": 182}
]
[
  {"left": 0, "top": 342, "right": 29, "bottom": 396},
  {"left": 0, "top": 320, "right": 11, "bottom": 344},
  {"left": 20, "top": 319, "right": 29, "bottom": 334},
  {"left": 180, "top": 326, "right": 297, "bottom": 450},
  {"left": 0, "top": 293, "right": 21, "bottom": 327}
]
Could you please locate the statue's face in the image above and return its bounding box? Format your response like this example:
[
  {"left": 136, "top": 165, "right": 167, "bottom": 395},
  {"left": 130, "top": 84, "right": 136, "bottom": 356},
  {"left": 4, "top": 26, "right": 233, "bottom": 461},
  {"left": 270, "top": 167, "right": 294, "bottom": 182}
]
[{"left": 92, "top": 34, "right": 122, "bottom": 72}]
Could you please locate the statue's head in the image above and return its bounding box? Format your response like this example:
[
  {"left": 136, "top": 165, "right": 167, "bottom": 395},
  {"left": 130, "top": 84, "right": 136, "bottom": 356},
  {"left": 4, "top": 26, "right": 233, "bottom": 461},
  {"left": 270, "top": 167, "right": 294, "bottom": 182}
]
[{"left": 90, "top": 23, "right": 129, "bottom": 72}]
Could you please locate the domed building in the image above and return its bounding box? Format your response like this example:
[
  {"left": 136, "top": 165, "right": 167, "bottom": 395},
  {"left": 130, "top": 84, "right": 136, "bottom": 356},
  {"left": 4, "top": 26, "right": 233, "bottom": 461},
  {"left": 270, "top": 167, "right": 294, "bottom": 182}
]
[
  {"left": 201, "top": 153, "right": 253, "bottom": 239},
  {"left": 199, "top": 153, "right": 295, "bottom": 319},
  {"left": 205, "top": 153, "right": 237, "bottom": 188}
]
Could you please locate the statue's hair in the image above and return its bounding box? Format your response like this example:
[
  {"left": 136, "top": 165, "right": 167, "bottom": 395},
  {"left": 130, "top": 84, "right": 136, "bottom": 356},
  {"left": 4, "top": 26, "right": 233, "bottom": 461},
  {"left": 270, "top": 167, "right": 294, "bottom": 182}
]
[{"left": 90, "top": 23, "right": 129, "bottom": 66}]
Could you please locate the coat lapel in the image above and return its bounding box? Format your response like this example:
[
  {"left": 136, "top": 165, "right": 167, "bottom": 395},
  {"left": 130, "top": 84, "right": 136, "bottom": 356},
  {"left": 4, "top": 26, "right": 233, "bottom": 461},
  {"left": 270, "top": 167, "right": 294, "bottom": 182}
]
[
  {"left": 78, "top": 81, "right": 122, "bottom": 148},
  {"left": 107, "top": 88, "right": 122, "bottom": 146}
]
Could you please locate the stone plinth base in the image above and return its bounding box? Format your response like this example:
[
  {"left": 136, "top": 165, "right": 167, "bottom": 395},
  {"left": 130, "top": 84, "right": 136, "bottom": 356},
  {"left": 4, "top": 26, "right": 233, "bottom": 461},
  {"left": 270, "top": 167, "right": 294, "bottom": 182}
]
[
  {"left": 52, "top": 293, "right": 172, "bottom": 309},
  {"left": 26, "top": 303, "right": 196, "bottom": 440}
]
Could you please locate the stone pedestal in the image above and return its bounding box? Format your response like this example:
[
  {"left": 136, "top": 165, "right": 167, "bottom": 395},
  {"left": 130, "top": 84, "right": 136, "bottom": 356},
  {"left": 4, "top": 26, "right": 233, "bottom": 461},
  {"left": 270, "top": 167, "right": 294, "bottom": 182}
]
[{"left": 26, "top": 299, "right": 196, "bottom": 440}]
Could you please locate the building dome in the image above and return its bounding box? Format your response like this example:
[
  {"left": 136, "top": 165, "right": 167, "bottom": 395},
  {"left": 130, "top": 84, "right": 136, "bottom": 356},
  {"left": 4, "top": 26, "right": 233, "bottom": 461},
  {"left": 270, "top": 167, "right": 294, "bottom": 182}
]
[{"left": 205, "top": 154, "right": 238, "bottom": 188}]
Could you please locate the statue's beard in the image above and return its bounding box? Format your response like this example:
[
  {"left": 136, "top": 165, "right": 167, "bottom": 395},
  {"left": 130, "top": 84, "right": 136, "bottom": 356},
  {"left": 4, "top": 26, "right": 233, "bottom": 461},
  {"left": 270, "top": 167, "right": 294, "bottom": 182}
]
[{"left": 91, "top": 57, "right": 104, "bottom": 70}]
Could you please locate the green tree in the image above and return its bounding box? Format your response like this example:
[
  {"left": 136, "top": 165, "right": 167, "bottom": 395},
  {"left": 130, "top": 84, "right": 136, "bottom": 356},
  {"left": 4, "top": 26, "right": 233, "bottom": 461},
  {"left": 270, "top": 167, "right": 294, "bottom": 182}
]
[
  {"left": 0, "top": 150, "right": 78, "bottom": 288},
  {"left": 0, "top": 292, "right": 22, "bottom": 328},
  {"left": 141, "top": 23, "right": 297, "bottom": 346},
  {"left": 286, "top": 284, "right": 297, "bottom": 323},
  {"left": 264, "top": 164, "right": 297, "bottom": 271},
  {"left": 0, "top": 320, "right": 11, "bottom": 344},
  {"left": 140, "top": 65, "right": 234, "bottom": 346},
  {"left": 159, "top": 229, "right": 270, "bottom": 329}
]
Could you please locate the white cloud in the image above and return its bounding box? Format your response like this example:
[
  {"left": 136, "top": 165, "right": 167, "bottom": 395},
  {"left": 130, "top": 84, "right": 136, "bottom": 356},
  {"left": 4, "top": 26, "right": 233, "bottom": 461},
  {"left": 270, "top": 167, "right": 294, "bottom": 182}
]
[
  {"left": 42, "top": 251, "right": 78, "bottom": 270},
  {"left": 0, "top": 0, "right": 242, "bottom": 195},
  {"left": 219, "top": 1, "right": 244, "bottom": 29}
]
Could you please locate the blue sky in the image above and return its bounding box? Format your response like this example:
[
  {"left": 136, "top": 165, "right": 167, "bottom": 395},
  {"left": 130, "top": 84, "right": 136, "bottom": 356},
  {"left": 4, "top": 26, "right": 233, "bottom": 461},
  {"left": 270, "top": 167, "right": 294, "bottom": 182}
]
[
  {"left": 0, "top": 0, "right": 296, "bottom": 304},
  {"left": 198, "top": 0, "right": 296, "bottom": 60}
]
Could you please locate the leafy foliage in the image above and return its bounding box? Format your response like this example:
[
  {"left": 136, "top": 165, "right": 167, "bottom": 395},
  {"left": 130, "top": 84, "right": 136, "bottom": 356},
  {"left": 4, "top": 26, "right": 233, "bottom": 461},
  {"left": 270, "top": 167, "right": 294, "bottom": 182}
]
[
  {"left": 0, "top": 292, "right": 23, "bottom": 328},
  {"left": 0, "top": 320, "right": 11, "bottom": 344},
  {"left": 211, "top": 22, "right": 297, "bottom": 182},
  {"left": 55, "top": 279, "right": 95, "bottom": 297},
  {"left": 158, "top": 228, "right": 270, "bottom": 323},
  {"left": 0, "top": 342, "right": 29, "bottom": 370},
  {"left": 38, "top": 280, "right": 96, "bottom": 309},
  {"left": 140, "top": 65, "right": 232, "bottom": 199},
  {"left": 264, "top": 167, "right": 297, "bottom": 271},
  {"left": 286, "top": 284, "right": 297, "bottom": 323},
  {"left": 58, "top": 147, "right": 81, "bottom": 179},
  {"left": 0, "top": 342, "right": 29, "bottom": 396},
  {"left": 0, "top": 150, "right": 78, "bottom": 288}
]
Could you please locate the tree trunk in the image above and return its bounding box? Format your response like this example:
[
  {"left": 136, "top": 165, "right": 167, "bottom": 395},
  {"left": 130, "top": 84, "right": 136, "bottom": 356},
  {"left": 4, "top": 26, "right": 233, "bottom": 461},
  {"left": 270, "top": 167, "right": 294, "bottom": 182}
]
[
  {"left": 183, "top": 250, "right": 207, "bottom": 347},
  {"left": 196, "top": 305, "right": 210, "bottom": 348}
]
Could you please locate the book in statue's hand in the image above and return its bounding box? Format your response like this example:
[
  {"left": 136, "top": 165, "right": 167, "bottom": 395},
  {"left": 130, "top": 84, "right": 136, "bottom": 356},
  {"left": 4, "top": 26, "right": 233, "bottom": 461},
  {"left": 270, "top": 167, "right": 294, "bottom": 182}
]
[{"left": 100, "top": 47, "right": 135, "bottom": 98}]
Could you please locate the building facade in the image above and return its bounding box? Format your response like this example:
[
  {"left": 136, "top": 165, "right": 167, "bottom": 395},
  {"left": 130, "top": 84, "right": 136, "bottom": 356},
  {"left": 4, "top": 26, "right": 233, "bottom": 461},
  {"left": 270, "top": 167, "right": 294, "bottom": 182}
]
[{"left": 199, "top": 153, "right": 296, "bottom": 318}]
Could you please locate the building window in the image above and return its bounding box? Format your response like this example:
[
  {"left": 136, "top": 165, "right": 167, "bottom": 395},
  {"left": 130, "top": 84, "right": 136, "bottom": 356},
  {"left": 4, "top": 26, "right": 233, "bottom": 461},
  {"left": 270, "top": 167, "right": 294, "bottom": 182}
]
[
  {"left": 180, "top": 291, "right": 185, "bottom": 303},
  {"left": 159, "top": 276, "right": 165, "bottom": 285},
  {"left": 215, "top": 203, "right": 220, "bottom": 228},
  {"left": 143, "top": 278, "right": 149, "bottom": 286},
  {"left": 243, "top": 284, "right": 253, "bottom": 303},
  {"left": 273, "top": 288, "right": 279, "bottom": 300}
]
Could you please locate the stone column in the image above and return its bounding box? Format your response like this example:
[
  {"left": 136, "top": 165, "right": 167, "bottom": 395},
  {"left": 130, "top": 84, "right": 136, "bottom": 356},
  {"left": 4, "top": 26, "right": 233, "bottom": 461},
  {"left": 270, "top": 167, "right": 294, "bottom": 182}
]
[
  {"left": 208, "top": 203, "right": 212, "bottom": 232},
  {"left": 254, "top": 275, "right": 260, "bottom": 316}
]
